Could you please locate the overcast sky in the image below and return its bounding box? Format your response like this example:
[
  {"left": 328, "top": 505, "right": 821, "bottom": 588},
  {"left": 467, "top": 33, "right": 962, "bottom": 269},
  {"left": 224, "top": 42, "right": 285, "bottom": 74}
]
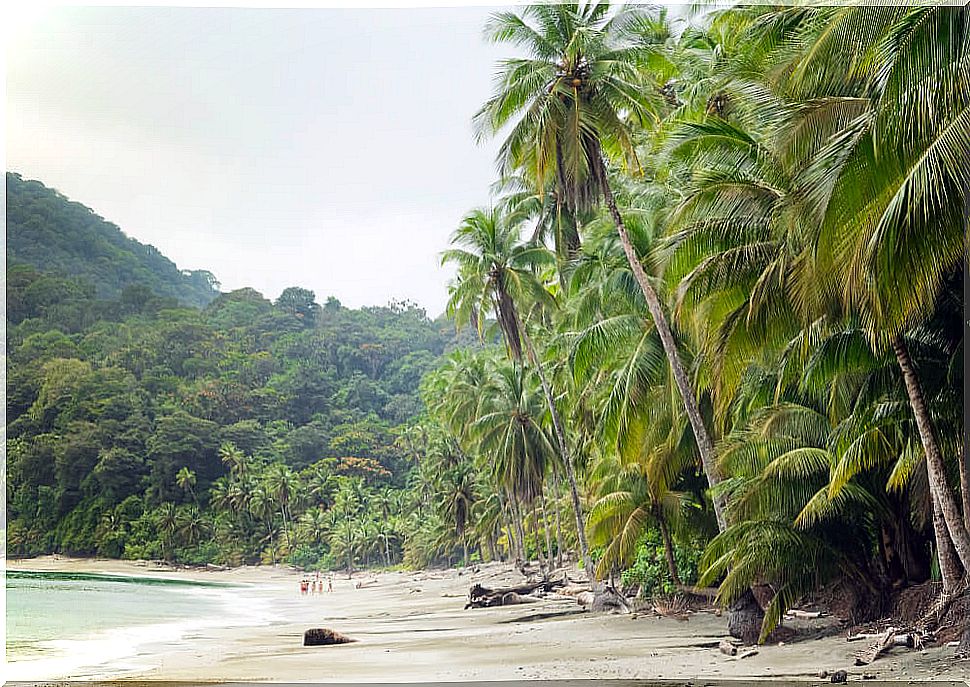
[{"left": 6, "top": 5, "right": 518, "bottom": 316}]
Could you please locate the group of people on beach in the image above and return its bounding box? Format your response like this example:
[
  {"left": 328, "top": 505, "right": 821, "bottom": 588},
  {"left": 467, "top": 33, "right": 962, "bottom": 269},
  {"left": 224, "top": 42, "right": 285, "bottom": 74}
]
[{"left": 300, "top": 572, "right": 333, "bottom": 595}]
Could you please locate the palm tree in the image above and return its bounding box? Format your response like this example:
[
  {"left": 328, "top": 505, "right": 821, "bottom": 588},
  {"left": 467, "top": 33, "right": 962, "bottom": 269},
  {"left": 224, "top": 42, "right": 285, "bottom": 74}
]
[
  {"left": 443, "top": 205, "right": 594, "bottom": 573},
  {"left": 747, "top": 3, "right": 970, "bottom": 580},
  {"left": 265, "top": 464, "right": 298, "bottom": 548},
  {"left": 154, "top": 502, "right": 178, "bottom": 561},
  {"left": 176, "top": 466, "right": 198, "bottom": 506},
  {"left": 476, "top": 3, "right": 728, "bottom": 531},
  {"left": 441, "top": 462, "right": 478, "bottom": 567}
]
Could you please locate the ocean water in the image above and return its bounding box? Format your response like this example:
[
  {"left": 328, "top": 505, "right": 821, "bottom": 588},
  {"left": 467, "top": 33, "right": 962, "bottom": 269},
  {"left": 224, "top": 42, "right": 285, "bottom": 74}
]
[{"left": 6, "top": 569, "right": 276, "bottom": 679}]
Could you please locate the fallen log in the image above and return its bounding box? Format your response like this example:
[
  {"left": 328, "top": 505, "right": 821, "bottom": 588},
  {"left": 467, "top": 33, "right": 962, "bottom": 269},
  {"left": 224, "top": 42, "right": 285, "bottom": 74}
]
[
  {"left": 846, "top": 632, "right": 917, "bottom": 647},
  {"left": 854, "top": 627, "right": 896, "bottom": 666},
  {"left": 465, "top": 578, "right": 565, "bottom": 608},
  {"left": 589, "top": 586, "right": 632, "bottom": 614}
]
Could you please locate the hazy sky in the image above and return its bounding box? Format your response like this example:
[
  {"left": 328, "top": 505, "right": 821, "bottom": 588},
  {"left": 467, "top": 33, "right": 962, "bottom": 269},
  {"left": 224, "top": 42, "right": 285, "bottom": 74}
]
[{"left": 6, "top": 5, "right": 514, "bottom": 316}]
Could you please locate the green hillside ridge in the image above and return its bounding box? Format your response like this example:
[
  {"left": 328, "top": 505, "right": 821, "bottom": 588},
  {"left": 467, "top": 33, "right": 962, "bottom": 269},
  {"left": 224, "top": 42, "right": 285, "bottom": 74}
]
[
  {"left": 6, "top": 172, "right": 219, "bottom": 307},
  {"left": 5, "top": 174, "right": 479, "bottom": 568}
]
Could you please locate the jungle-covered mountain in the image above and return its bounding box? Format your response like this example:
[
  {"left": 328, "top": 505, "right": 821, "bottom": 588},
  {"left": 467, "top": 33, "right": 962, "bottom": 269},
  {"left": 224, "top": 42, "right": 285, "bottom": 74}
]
[
  {"left": 7, "top": 172, "right": 219, "bottom": 307},
  {"left": 6, "top": 175, "right": 465, "bottom": 564}
]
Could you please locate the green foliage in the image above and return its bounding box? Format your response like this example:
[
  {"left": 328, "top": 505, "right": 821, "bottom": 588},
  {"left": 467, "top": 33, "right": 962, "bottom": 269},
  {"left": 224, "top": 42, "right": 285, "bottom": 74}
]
[
  {"left": 621, "top": 530, "right": 700, "bottom": 599},
  {"left": 6, "top": 173, "right": 219, "bottom": 308}
]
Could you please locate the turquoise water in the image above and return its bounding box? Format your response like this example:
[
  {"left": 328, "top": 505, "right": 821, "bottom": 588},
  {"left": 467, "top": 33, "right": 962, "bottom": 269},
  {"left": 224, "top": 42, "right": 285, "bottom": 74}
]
[{"left": 6, "top": 569, "right": 271, "bottom": 679}]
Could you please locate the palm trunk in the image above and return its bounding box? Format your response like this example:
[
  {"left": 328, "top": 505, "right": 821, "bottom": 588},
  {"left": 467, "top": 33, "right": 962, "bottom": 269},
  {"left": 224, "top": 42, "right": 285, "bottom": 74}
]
[
  {"left": 961, "top": 446, "right": 970, "bottom": 529},
  {"left": 933, "top": 497, "right": 963, "bottom": 593},
  {"left": 510, "top": 493, "right": 528, "bottom": 563},
  {"left": 540, "top": 486, "right": 554, "bottom": 570},
  {"left": 963, "top": 210, "right": 970, "bottom": 527},
  {"left": 892, "top": 335, "right": 970, "bottom": 571},
  {"left": 552, "top": 473, "right": 565, "bottom": 568},
  {"left": 657, "top": 512, "right": 682, "bottom": 585},
  {"left": 594, "top": 154, "right": 727, "bottom": 532},
  {"left": 518, "top": 324, "right": 594, "bottom": 575},
  {"left": 530, "top": 501, "right": 548, "bottom": 573}
]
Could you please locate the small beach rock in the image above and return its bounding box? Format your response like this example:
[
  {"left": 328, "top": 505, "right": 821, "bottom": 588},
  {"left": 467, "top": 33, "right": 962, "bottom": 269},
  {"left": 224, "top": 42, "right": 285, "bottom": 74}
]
[
  {"left": 304, "top": 628, "right": 354, "bottom": 646},
  {"left": 830, "top": 669, "right": 848, "bottom": 683}
]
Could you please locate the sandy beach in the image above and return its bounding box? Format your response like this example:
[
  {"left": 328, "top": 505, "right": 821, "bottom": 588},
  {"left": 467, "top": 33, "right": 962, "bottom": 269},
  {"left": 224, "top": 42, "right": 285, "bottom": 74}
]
[{"left": 6, "top": 556, "right": 969, "bottom": 683}]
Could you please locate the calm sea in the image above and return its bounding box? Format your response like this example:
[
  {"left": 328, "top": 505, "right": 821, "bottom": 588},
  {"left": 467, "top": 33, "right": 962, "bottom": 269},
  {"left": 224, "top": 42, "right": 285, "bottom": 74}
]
[{"left": 6, "top": 569, "right": 274, "bottom": 679}]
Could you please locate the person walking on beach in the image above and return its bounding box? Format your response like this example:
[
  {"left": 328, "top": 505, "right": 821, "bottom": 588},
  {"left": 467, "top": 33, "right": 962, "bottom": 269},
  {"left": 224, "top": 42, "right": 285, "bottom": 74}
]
[{"left": 328, "top": 576, "right": 333, "bottom": 593}]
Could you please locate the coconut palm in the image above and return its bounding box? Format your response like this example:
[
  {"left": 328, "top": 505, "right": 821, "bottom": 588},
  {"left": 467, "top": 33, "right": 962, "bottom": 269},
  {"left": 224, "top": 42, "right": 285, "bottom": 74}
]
[
  {"left": 443, "top": 205, "right": 594, "bottom": 572},
  {"left": 175, "top": 466, "right": 198, "bottom": 506},
  {"left": 476, "top": 2, "right": 728, "bottom": 531},
  {"left": 264, "top": 464, "right": 299, "bottom": 548}
]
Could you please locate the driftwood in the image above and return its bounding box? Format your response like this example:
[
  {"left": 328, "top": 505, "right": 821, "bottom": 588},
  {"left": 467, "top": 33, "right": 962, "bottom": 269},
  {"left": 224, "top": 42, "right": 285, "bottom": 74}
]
[
  {"left": 846, "top": 631, "right": 917, "bottom": 647},
  {"left": 591, "top": 588, "right": 631, "bottom": 614},
  {"left": 785, "top": 609, "right": 822, "bottom": 619},
  {"left": 854, "top": 627, "right": 896, "bottom": 665},
  {"left": 304, "top": 628, "right": 354, "bottom": 646},
  {"left": 465, "top": 578, "right": 565, "bottom": 608}
]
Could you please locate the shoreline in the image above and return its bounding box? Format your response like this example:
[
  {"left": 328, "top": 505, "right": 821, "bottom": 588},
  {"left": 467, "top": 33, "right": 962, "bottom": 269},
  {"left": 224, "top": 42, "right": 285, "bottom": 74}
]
[{"left": 7, "top": 556, "right": 969, "bottom": 683}]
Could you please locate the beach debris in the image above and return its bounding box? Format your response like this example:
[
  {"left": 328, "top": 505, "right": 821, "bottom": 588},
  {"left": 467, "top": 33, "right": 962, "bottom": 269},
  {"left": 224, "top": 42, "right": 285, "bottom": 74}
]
[
  {"left": 589, "top": 586, "right": 632, "bottom": 614},
  {"left": 576, "top": 591, "right": 596, "bottom": 607},
  {"left": 785, "top": 609, "right": 822, "bottom": 620},
  {"left": 303, "top": 628, "right": 354, "bottom": 646},
  {"left": 465, "top": 578, "right": 566, "bottom": 608},
  {"left": 846, "top": 631, "right": 917, "bottom": 647},
  {"left": 559, "top": 584, "right": 592, "bottom": 597},
  {"left": 830, "top": 669, "right": 848, "bottom": 683},
  {"left": 652, "top": 594, "right": 691, "bottom": 621},
  {"left": 862, "top": 672, "right": 877, "bottom": 680},
  {"left": 738, "top": 649, "right": 759, "bottom": 659},
  {"left": 854, "top": 627, "right": 897, "bottom": 665},
  {"left": 718, "top": 640, "right": 738, "bottom": 656}
]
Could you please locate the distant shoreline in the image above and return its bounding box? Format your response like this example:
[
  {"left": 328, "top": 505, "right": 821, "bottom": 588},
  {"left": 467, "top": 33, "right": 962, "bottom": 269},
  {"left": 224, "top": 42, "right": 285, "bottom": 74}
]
[{"left": 7, "top": 556, "right": 968, "bottom": 683}]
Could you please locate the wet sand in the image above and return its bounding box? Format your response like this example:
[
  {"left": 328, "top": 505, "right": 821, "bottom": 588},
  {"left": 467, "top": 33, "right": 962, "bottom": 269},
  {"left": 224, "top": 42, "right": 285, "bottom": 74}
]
[{"left": 7, "top": 556, "right": 969, "bottom": 683}]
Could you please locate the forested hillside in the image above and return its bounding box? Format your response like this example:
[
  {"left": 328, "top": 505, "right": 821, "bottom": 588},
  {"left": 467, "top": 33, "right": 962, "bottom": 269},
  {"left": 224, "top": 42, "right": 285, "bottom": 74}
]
[
  {"left": 6, "top": 172, "right": 219, "bottom": 307},
  {"left": 6, "top": 245, "right": 462, "bottom": 566}
]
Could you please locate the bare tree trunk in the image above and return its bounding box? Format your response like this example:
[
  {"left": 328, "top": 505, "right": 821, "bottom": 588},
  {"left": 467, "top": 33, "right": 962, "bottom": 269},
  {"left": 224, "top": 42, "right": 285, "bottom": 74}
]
[
  {"left": 594, "top": 154, "right": 726, "bottom": 532},
  {"left": 961, "top": 446, "right": 970, "bottom": 529},
  {"left": 519, "top": 325, "right": 594, "bottom": 574},
  {"left": 963, "top": 207, "right": 970, "bottom": 527},
  {"left": 657, "top": 512, "right": 682, "bottom": 586},
  {"left": 540, "top": 486, "right": 554, "bottom": 570},
  {"left": 499, "top": 489, "right": 519, "bottom": 561},
  {"left": 934, "top": 497, "right": 963, "bottom": 593},
  {"left": 892, "top": 335, "right": 970, "bottom": 572},
  {"left": 510, "top": 494, "right": 528, "bottom": 564},
  {"left": 531, "top": 501, "right": 548, "bottom": 574},
  {"left": 552, "top": 471, "right": 565, "bottom": 568}
]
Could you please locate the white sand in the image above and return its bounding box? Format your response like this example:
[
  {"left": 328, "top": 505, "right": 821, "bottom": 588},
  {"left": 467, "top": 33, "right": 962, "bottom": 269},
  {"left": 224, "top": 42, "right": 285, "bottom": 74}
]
[{"left": 7, "top": 556, "right": 969, "bottom": 683}]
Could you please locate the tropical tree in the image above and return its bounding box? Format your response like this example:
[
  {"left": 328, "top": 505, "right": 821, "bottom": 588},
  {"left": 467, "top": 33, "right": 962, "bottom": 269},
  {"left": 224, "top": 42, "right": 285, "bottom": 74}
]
[
  {"left": 443, "top": 205, "right": 594, "bottom": 573},
  {"left": 476, "top": 2, "right": 727, "bottom": 531}
]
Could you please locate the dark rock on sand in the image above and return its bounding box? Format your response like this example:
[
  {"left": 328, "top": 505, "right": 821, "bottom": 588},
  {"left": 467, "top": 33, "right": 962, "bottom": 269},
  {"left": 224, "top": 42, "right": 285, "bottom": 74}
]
[{"left": 304, "top": 628, "right": 354, "bottom": 646}]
